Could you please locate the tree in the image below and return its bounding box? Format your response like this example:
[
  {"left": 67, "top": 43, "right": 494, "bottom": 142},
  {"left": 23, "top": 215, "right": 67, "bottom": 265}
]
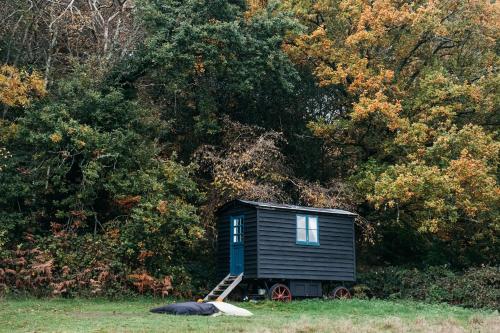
[
  {"left": 0, "top": 64, "right": 46, "bottom": 175},
  {"left": 0, "top": 65, "right": 46, "bottom": 109},
  {"left": 283, "top": 0, "right": 500, "bottom": 265},
  {"left": 131, "top": 0, "right": 304, "bottom": 157},
  {"left": 195, "top": 118, "right": 291, "bottom": 217},
  {"left": 0, "top": 0, "right": 141, "bottom": 84},
  {"left": 0, "top": 66, "right": 205, "bottom": 295}
]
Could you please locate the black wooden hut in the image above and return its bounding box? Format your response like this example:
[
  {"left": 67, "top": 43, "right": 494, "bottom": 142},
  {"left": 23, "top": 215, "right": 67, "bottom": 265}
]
[{"left": 205, "top": 199, "right": 357, "bottom": 301}]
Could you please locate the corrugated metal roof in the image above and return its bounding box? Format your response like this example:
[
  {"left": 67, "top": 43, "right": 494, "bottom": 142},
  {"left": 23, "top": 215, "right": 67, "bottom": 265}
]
[{"left": 234, "top": 199, "right": 357, "bottom": 216}]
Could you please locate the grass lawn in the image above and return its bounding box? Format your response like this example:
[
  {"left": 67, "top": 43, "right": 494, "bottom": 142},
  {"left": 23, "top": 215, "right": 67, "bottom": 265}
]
[{"left": 1, "top": 298, "right": 498, "bottom": 333}]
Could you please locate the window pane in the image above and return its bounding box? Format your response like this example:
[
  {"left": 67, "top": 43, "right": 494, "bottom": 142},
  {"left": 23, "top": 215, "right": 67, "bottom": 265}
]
[
  {"left": 297, "top": 228, "right": 307, "bottom": 242},
  {"left": 308, "top": 229, "right": 318, "bottom": 243},
  {"left": 233, "top": 235, "right": 238, "bottom": 242},
  {"left": 297, "top": 215, "right": 306, "bottom": 229},
  {"left": 308, "top": 216, "right": 318, "bottom": 230}
]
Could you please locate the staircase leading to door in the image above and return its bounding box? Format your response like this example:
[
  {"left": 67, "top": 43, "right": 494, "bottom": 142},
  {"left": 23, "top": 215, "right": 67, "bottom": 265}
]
[{"left": 204, "top": 273, "right": 243, "bottom": 301}]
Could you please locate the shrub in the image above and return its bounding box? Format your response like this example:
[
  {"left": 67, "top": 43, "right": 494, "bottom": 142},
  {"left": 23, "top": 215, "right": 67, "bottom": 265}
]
[
  {"left": 0, "top": 70, "right": 208, "bottom": 298},
  {"left": 357, "top": 266, "right": 499, "bottom": 309}
]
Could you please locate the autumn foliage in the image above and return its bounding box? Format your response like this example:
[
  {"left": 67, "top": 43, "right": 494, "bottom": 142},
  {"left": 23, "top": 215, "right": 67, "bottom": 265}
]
[
  {"left": 0, "top": 0, "right": 498, "bottom": 297},
  {"left": 0, "top": 65, "right": 46, "bottom": 108},
  {"left": 284, "top": 0, "right": 499, "bottom": 265}
]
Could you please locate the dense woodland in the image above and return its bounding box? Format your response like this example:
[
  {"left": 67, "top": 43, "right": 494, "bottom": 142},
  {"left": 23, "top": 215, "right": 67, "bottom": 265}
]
[{"left": 0, "top": 0, "right": 498, "bottom": 298}]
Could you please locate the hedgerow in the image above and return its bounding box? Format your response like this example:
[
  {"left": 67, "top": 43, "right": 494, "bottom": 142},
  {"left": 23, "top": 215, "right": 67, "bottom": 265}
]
[{"left": 358, "top": 266, "right": 500, "bottom": 309}]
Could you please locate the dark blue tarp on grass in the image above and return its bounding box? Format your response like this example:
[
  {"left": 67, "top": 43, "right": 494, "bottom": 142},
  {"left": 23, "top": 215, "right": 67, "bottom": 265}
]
[{"left": 150, "top": 302, "right": 219, "bottom": 316}]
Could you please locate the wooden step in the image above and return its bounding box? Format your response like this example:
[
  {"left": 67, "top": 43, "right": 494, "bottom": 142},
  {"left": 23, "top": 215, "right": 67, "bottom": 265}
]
[{"left": 203, "top": 273, "right": 243, "bottom": 302}]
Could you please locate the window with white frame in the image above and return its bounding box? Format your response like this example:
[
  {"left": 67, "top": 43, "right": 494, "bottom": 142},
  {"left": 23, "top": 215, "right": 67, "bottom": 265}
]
[
  {"left": 232, "top": 216, "right": 243, "bottom": 243},
  {"left": 296, "top": 215, "right": 319, "bottom": 245}
]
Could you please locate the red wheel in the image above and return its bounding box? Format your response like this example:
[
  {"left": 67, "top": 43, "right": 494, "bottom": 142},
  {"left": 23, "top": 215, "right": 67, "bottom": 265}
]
[
  {"left": 330, "top": 286, "right": 351, "bottom": 299},
  {"left": 269, "top": 283, "right": 292, "bottom": 302}
]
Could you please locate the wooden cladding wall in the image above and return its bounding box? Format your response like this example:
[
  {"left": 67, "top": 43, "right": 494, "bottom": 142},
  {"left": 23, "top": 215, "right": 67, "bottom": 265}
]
[{"left": 256, "top": 208, "right": 355, "bottom": 281}]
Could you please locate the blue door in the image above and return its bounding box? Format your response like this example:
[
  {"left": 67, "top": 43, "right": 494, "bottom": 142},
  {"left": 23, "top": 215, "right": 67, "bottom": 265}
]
[{"left": 230, "top": 216, "right": 244, "bottom": 275}]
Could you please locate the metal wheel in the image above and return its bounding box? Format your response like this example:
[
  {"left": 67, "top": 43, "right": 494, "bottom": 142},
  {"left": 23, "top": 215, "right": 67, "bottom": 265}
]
[
  {"left": 269, "top": 283, "right": 292, "bottom": 302},
  {"left": 330, "top": 286, "right": 351, "bottom": 299}
]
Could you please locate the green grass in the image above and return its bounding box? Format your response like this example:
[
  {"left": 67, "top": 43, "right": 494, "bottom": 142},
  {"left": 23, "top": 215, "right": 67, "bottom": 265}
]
[{"left": 1, "top": 298, "right": 498, "bottom": 333}]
